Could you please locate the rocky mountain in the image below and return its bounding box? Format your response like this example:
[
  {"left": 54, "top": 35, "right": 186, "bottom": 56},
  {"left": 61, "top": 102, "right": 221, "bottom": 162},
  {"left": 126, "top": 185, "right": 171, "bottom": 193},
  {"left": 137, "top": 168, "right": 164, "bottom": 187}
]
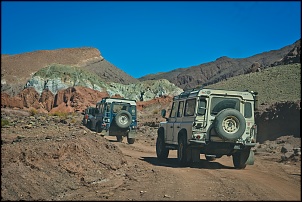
[
  {"left": 1, "top": 47, "right": 184, "bottom": 112},
  {"left": 138, "top": 39, "right": 301, "bottom": 90},
  {"left": 1, "top": 47, "right": 138, "bottom": 97},
  {"left": 1, "top": 39, "right": 300, "bottom": 113}
]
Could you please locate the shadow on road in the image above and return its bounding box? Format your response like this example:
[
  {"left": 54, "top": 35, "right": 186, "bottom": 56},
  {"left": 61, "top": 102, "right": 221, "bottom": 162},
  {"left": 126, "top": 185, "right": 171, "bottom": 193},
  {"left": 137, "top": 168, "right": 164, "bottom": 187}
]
[
  {"left": 108, "top": 139, "right": 119, "bottom": 142},
  {"left": 140, "top": 156, "right": 234, "bottom": 169}
]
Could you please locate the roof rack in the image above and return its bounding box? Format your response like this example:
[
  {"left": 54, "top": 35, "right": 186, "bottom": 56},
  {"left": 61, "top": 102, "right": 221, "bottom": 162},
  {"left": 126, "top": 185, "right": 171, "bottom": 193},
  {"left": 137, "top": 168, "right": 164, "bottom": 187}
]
[{"left": 174, "top": 86, "right": 204, "bottom": 100}]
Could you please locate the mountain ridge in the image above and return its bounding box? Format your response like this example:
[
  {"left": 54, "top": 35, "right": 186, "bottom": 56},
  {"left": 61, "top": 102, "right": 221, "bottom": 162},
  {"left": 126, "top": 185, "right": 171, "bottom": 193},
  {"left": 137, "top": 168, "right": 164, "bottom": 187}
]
[
  {"left": 1, "top": 39, "right": 300, "bottom": 113},
  {"left": 138, "top": 39, "right": 300, "bottom": 90}
]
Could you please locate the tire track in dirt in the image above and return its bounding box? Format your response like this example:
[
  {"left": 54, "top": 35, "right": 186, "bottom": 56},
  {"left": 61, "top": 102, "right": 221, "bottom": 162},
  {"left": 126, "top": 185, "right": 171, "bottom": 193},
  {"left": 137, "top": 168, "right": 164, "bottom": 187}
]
[{"left": 107, "top": 136, "right": 301, "bottom": 201}]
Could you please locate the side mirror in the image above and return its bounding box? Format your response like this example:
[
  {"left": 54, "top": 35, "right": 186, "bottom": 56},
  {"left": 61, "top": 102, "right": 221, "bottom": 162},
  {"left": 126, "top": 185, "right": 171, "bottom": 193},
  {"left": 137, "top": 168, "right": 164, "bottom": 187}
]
[
  {"left": 197, "top": 107, "right": 206, "bottom": 115},
  {"left": 254, "top": 94, "right": 259, "bottom": 110},
  {"left": 161, "top": 109, "right": 166, "bottom": 118}
]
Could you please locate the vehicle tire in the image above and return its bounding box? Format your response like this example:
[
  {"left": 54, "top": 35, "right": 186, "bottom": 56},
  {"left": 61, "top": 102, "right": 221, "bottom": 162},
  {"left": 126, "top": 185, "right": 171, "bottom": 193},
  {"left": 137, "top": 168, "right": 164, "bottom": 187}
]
[
  {"left": 214, "top": 108, "right": 246, "bottom": 141},
  {"left": 127, "top": 137, "right": 135, "bottom": 144},
  {"left": 83, "top": 119, "right": 87, "bottom": 126},
  {"left": 95, "top": 122, "right": 102, "bottom": 133},
  {"left": 115, "top": 110, "right": 132, "bottom": 129},
  {"left": 232, "top": 149, "right": 250, "bottom": 169},
  {"left": 116, "top": 135, "right": 123, "bottom": 142},
  {"left": 205, "top": 155, "right": 216, "bottom": 161},
  {"left": 87, "top": 120, "right": 92, "bottom": 130},
  {"left": 156, "top": 133, "right": 169, "bottom": 159},
  {"left": 178, "top": 135, "right": 188, "bottom": 167}
]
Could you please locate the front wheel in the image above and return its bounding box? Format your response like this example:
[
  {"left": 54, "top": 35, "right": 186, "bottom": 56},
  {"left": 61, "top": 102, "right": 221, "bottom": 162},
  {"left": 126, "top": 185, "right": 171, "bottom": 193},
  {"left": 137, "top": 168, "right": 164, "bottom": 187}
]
[
  {"left": 156, "top": 133, "right": 169, "bottom": 159},
  {"left": 177, "top": 135, "right": 188, "bottom": 167},
  {"left": 95, "top": 123, "right": 102, "bottom": 133},
  {"left": 87, "top": 120, "right": 93, "bottom": 130}
]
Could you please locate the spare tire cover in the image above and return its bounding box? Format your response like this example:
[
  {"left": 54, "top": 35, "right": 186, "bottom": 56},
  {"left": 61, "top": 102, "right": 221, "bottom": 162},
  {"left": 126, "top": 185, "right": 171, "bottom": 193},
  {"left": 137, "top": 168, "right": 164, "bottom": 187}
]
[
  {"left": 115, "top": 110, "right": 132, "bottom": 129},
  {"left": 214, "top": 108, "right": 246, "bottom": 141}
]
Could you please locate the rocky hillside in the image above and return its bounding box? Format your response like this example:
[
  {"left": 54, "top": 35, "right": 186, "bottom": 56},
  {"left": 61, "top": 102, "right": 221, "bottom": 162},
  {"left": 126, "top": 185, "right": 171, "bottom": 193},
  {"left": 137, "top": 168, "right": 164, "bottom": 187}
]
[
  {"left": 1, "top": 40, "right": 300, "bottom": 116},
  {"left": 206, "top": 63, "right": 301, "bottom": 142},
  {"left": 139, "top": 39, "right": 301, "bottom": 90},
  {"left": 1, "top": 47, "right": 138, "bottom": 96},
  {"left": 1, "top": 79, "right": 182, "bottom": 114}
]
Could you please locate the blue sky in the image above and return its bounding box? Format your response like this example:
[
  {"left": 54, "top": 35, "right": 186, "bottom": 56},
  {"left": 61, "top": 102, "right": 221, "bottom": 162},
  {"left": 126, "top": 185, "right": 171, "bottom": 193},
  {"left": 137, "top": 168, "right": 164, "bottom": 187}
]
[{"left": 1, "top": 1, "right": 301, "bottom": 78}]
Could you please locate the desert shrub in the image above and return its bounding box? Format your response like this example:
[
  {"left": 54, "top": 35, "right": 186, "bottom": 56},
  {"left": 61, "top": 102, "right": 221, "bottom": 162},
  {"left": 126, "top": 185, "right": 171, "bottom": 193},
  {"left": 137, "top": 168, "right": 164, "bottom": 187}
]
[
  {"left": 1, "top": 119, "right": 10, "bottom": 127},
  {"left": 49, "top": 111, "right": 68, "bottom": 119},
  {"left": 153, "top": 109, "right": 159, "bottom": 115},
  {"left": 29, "top": 108, "right": 38, "bottom": 116},
  {"left": 70, "top": 118, "right": 76, "bottom": 123}
]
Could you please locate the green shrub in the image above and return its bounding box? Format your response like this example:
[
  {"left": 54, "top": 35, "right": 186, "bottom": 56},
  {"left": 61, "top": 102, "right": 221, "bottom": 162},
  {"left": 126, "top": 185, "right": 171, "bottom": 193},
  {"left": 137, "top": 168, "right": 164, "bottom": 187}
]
[{"left": 1, "top": 119, "right": 10, "bottom": 127}]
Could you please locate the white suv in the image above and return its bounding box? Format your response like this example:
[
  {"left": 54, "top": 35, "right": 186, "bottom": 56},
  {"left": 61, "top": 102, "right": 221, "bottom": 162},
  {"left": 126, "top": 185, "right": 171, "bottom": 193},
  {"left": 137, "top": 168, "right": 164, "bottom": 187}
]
[{"left": 156, "top": 87, "right": 258, "bottom": 169}]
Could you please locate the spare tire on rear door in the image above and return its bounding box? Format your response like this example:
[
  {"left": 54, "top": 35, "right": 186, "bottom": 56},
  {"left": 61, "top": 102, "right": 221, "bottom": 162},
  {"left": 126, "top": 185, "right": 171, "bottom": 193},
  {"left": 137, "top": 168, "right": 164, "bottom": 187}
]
[
  {"left": 115, "top": 110, "right": 132, "bottom": 129},
  {"left": 214, "top": 108, "right": 246, "bottom": 141}
]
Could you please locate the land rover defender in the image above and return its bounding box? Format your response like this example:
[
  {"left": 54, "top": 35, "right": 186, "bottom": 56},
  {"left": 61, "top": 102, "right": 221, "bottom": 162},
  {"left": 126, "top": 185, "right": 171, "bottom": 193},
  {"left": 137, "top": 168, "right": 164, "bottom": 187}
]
[
  {"left": 156, "top": 87, "right": 258, "bottom": 169},
  {"left": 89, "top": 97, "right": 138, "bottom": 144}
]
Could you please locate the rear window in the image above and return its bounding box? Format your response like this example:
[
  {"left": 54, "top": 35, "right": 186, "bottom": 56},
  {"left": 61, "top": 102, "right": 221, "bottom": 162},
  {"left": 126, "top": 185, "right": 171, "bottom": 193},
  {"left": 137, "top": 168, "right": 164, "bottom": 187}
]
[{"left": 210, "top": 97, "right": 240, "bottom": 115}]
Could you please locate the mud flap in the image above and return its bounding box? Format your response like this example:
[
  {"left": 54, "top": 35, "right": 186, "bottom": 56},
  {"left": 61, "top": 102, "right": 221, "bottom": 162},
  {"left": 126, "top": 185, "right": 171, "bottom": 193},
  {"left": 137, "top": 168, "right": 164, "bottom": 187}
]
[
  {"left": 188, "top": 148, "right": 200, "bottom": 163},
  {"left": 245, "top": 150, "right": 255, "bottom": 165}
]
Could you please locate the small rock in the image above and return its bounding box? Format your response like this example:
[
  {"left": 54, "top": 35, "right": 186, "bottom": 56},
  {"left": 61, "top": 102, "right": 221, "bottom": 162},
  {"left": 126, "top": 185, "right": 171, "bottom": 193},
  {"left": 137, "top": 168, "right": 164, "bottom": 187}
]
[{"left": 281, "top": 144, "right": 294, "bottom": 153}]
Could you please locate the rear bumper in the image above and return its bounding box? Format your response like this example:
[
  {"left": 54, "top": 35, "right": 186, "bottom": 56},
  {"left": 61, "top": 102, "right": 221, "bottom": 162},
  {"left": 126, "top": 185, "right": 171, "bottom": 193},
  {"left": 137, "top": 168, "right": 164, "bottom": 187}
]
[{"left": 188, "top": 140, "right": 257, "bottom": 155}]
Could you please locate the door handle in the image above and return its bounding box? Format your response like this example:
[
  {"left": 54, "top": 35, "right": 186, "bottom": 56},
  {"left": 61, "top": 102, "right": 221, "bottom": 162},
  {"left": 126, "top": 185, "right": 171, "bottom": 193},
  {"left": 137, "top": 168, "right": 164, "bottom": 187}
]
[
  {"left": 177, "top": 126, "right": 180, "bottom": 128},
  {"left": 170, "top": 126, "right": 173, "bottom": 128}
]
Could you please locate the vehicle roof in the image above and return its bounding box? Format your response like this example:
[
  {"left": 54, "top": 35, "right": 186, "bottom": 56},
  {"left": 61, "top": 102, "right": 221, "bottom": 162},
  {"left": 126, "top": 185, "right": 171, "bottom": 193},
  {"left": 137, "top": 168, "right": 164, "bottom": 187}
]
[
  {"left": 174, "top": 87, "right": 256, "bottom": 100},
  {"left": 97, "top": 97, "right": 137, "bottom": 105}
]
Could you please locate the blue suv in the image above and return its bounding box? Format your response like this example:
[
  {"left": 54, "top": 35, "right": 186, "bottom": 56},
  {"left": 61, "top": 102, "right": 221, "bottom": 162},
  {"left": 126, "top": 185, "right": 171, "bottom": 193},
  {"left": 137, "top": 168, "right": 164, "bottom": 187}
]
[{"left": 89, "top": 97, "right": 138, "bottom": 144}]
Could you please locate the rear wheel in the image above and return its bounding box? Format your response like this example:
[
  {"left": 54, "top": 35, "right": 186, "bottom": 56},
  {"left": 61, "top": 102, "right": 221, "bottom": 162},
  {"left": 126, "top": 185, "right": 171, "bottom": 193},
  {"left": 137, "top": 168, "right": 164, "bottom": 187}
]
[
  {"left": 116, "top": 135, "right": 123, "bottom": 142},
  {"left": 232, "top": 149, "right": 250, "bottom": 169},
  {"left": 127, "top": 137, "right": 135, "bottom": 144},
  {"left": 156, "top": 133, "right": 169, "bottom": 159},
  {"left": 178, "top": 135, "right": 188, "bottom": 166}
]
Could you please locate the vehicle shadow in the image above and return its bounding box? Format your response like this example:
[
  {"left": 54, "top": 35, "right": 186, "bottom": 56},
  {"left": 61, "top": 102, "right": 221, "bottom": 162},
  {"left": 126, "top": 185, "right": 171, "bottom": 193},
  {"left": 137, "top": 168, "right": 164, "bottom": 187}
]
[
  {"left": 140, "top": 156, "right": 234, "bottom": 169},
  {"left": 108, "top": 139, "right": 119, "bottom": 142}
]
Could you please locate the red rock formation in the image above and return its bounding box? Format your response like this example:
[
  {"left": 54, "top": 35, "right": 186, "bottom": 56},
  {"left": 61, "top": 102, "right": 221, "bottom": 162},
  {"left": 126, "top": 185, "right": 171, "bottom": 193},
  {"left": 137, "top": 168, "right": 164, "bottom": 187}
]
[
  {"left": 51, "top": 86, "right": 110, "bottom": 113},
  {"left": 137, "top": 96, "right": 173, "bottom": 111},
  {"left": 1, "top": 86, "right": 109, "bottom": 113},
  {"left": 1, "top": 86, "right": 172, "bottom": 113},
  {"left": 40, "top": 89, "right": 55, "bottom": 111}
]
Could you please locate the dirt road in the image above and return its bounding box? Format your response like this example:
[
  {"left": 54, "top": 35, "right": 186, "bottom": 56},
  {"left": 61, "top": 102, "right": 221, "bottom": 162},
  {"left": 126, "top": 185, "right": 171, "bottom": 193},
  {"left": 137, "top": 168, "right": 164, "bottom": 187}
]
[
  {"left": 103, "top": 136, "right": 301, "bottom": 201},
  {"left": 1, "top": 109, "right": 300, "bottom": 201}
]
